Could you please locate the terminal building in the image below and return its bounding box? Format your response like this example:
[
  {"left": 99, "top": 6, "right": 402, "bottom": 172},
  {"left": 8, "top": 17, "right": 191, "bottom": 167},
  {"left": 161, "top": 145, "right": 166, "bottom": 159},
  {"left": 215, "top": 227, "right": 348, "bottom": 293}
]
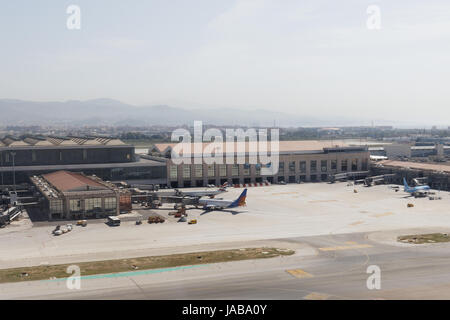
[
  {"left": 149, "top": 140, "right": 370, "bottom": 188},
  {"left": 1, "top": 135, "right": 371, "bottom": 191},
  {"left": 372, "top": 160, "right": 450, "bottom": 191},
  {"left": 369, "top": 143, "right": 450, "bottom": 159},
  {"left": 0, "top": 135, "right": 166, "bottom": 186}
]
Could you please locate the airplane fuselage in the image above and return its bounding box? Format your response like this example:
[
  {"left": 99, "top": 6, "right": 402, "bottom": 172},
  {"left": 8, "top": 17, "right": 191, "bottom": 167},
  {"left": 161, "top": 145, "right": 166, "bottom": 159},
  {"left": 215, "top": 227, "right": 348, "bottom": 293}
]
[
  {"left": 405, "top": 185, "right": 430, "bottom": 193},
  {"left": 403, "top": 178, "right": 431, "bottom": 195},
  {"left": 404, "top": 180, "right": 430, "bottom": 194},
  {"left": 198, "top": 198, "right": 234, "bottom": 210}
]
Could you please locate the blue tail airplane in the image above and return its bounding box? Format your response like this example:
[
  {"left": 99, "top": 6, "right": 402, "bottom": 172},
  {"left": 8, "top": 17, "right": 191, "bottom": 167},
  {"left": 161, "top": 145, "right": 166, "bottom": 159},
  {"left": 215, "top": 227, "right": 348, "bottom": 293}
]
[
  {"left": 403, "top": 178, "right": 430, "bottom": 195},
  {"left": 199, "top": 189, "right": 247, "bottom": 211}
]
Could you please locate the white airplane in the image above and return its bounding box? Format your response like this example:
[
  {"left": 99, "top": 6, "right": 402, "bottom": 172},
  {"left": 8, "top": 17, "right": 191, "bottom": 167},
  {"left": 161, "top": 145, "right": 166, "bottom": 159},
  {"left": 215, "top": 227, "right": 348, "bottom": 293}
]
[
  {"left": 199, "top": 189, "right": 247, "bottom": 211},
  {"left": 176, "top": 182, "right": 228, "bottom": 198}
]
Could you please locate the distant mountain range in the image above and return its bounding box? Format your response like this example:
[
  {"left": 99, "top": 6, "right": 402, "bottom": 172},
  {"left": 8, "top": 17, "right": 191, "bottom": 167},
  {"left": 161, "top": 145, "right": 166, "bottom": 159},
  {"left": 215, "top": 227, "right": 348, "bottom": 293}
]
[{"left": 0, "top": 98, "right": 391, "bottom": 127}]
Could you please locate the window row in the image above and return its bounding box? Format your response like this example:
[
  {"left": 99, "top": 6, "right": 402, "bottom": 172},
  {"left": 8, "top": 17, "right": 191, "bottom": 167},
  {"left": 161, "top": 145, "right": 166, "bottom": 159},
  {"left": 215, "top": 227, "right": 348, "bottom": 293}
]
[
  {"left": 169, "top": 164, "right": 263, "bottom": 179},
  {"left": 279, "top": 159, "right": 366, "bottom": 174},
  {"left": 68, "top": 197, "right": 117, "bottom": 212},
  {"left": 169, "top": 158, "right": 368, "bottom": 179}
]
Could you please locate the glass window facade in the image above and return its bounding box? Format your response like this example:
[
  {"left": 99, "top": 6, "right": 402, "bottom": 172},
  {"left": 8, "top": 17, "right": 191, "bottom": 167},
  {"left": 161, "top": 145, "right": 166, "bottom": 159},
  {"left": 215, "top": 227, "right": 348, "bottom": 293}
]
[
  {"left": 321, "top": 160, "right": 327, "bottom": 172},
  {"left": 49, "top": 199, "right": 63, "bottom": 214},
  {"left": 85, "top": 198, "right": 102, "bottom": 212},
  {"left": 243, "top": 164, "right": 250, "bottom": 176},
  {"left": 231, "top": 164, "right": 239, "bottom": 176},
  {"left": 169, "top": 165, "right": 178, "bottom": 179},
  {"left": 69, "top": 199, "right": 81, "bottom": 212},
  {"left": 278, "top": 162, "right": 284, "bottom": 174},
  {"left": 219, "top": 164, "right": 227, "bottom": 177},
  {"left": 331, "top": 160, "right": 337, "bottom": 170},
  {"left": 352, "top": 159, "right": 358, "bottom": 171},
  {"left": 109, "top": 166, "right": 166, "bottom": 180},
  {"left": 104, "top": 197, "right": 117, "bottom": 211},
  {"left": 194, "top": 164, "right": 203, "bottom": 178},
  {"left": 341, "top": 160, "right": 348, "bottom": 171},
  {"left": 207, "top": 165, "right": 215, "bottom": 177},
  {"left": 289, "top": 161, "right": 295, "bottom": 173},
  {"left": 183, "top": 165, "right": 191, "bottom": 179},
  {"left": 310, "top": 161, "right": 317, "bottom": 172},
  {"left": 300, "top": 161, "right": 306, "bottom": 173}
]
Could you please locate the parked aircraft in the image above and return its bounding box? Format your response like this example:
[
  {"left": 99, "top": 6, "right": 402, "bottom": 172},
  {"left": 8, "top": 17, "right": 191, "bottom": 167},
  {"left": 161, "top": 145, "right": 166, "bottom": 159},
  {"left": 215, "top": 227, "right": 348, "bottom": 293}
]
[
  {"left": 199, "top": 188, "right": 247, "bottom": 211},
  {"left": 176, "top": 182, "right": 228, "bottom": 198},
  {"left": 403, "top": 178, "right": 430, "bottom": 196}
]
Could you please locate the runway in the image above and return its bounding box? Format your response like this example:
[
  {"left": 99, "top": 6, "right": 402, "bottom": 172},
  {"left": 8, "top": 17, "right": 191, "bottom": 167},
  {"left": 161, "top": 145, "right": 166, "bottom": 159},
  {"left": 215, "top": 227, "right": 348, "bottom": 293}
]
[{"left": 3, "top": 231, "right": 450, "bottom": 299}]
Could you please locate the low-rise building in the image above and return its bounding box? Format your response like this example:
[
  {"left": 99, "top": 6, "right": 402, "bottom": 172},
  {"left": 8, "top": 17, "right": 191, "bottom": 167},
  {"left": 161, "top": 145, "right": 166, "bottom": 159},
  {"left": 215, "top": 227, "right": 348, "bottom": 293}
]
[{"left": 30, "top": 170, "right": 120, "bottom": 220}]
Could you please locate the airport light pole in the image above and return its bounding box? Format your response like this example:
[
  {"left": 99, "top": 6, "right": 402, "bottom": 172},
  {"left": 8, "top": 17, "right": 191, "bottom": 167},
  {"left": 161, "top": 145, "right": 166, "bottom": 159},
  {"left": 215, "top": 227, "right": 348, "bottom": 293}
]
[
  {"left": 10, "top": 152, "right": 16, "bottom": 192},
  {"left": 0, "top": 151, "right": 3, "bottom": 186}
]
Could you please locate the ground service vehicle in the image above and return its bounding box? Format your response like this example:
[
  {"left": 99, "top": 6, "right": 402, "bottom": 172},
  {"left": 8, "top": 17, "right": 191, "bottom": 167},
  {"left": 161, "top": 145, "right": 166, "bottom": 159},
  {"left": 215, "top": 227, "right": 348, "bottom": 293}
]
[
  {"left": 107, "top": 216, "right": 121, "bottom": 226},
  {"left": 148, "top": 216, "right": 165, "bottom": 224},
  {"left": 77, "top": 220, "right": 87, "bottom": 227}
]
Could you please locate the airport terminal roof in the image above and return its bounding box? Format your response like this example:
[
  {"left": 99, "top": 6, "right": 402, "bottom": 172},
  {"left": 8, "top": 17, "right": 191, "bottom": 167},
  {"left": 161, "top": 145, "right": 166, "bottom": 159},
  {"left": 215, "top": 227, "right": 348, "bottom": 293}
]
[
  {"left": 151, "top": 140, "right": 363, "bottom": 156},
  {"left": 42, "top": 170, "right": 109, "bottom": 192},
  {"left": 378, "top": 160, "right": 450, "bottom": 174},
  {"left": 0, "top": 157, "right": 165, "bottom": 173},
  {"left": 0, "top": 135, "right": 127, "bottom": 148}
]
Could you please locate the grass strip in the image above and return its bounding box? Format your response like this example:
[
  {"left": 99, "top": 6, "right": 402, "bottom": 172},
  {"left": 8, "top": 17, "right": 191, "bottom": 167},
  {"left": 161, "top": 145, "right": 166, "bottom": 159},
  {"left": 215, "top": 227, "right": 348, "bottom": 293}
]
[
  {"left": 0, "top": 247, "right": 294, "bottom": 284},
  {"left": 398, "top": 233, "right": 450, "bottom": 244}
]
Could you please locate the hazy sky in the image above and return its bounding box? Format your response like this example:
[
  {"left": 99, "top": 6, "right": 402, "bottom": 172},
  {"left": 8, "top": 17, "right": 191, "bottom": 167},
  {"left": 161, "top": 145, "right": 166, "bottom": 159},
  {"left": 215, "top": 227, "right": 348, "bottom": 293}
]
[{"left": 1, "top": 0, "right": 450, "bottom": 125}]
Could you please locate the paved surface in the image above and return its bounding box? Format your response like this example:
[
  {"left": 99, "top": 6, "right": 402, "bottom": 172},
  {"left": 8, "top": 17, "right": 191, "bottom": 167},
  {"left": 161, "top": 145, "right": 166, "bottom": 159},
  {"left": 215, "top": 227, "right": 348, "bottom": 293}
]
[
  {"left": 1, "top": 182, "right": 449, "bottom": 269},
  {"left": 1, "top": 182, "right": 450, "bottom": 299},
  {"left": 3, "top": 231, "right": 450, "bottom": 299}
]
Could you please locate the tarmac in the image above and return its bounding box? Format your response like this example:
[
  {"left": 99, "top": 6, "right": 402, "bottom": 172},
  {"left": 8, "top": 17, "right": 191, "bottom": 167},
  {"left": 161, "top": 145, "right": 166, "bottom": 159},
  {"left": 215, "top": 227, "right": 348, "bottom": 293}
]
[{"left": 1, "top": 182, "right": 450, "bottom": 299}]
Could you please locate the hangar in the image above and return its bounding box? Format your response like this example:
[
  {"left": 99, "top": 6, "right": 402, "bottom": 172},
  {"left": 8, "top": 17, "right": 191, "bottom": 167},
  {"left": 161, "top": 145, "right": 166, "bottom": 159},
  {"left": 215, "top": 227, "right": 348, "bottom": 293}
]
[{"left": 30, "top": 170, "right": 121, "bottom": 220}]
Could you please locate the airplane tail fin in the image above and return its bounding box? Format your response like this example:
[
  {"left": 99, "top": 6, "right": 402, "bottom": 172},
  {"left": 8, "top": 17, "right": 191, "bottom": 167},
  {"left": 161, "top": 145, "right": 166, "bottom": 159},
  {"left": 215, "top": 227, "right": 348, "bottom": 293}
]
[
  {"left": 231, "top": 189, "right": 247, "bottom": 207},
  {"left": 220, "top": 182, "right": 229, "bottom": 190},
  {"left": 403, "top": 178, "right": 409, "bottom": 191}
]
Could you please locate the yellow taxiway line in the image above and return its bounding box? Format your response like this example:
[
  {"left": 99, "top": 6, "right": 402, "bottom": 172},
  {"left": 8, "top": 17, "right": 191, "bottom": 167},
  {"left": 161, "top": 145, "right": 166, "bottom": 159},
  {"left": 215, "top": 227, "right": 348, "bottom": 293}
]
[
  {"left": 304, "top": 292, "right": 330, "bottom": 300},
  {"left": 319, "top": 243, "right": 373, "bottom": 251},
  {"left": 286, "top": 269, "right": 314, "bottom": 279}
]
